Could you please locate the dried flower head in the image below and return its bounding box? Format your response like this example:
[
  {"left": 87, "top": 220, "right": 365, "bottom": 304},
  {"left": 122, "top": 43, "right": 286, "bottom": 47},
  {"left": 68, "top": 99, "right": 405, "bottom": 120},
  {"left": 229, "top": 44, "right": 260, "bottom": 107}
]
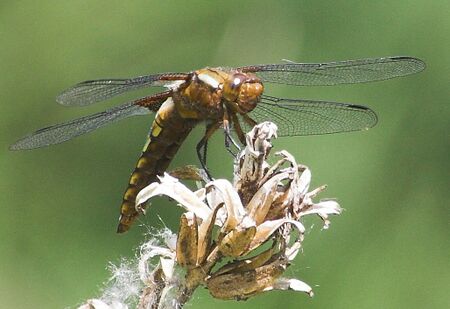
[{"left": 78, "top": 122, "right": 342, "bottom": 308}]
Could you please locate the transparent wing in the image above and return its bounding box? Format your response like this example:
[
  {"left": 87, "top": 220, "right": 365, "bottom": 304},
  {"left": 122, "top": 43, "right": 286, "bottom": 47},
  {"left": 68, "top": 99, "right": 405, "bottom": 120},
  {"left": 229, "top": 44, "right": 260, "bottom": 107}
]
[
  {"left": 10, "top": 101, "right": 151, "bottom": 150},
  {"left": 56, "top": 72, "right": 188, "bottom": 106},
  {"left": 239, "top": 56, "right": 425, "bottom": 86},
  {"left": 240, "top": 95, "right": 378, "bottom": 136}
]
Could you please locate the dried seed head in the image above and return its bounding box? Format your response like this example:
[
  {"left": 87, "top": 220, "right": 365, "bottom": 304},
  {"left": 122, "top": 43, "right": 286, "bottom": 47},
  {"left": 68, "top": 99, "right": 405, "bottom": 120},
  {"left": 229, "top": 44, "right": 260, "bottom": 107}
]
[
  {"left": 133, "top": 122, "right": 341, "bottom": 302},
  {"left": 78, "top": 122, "right": 341, "bottom": 308}
]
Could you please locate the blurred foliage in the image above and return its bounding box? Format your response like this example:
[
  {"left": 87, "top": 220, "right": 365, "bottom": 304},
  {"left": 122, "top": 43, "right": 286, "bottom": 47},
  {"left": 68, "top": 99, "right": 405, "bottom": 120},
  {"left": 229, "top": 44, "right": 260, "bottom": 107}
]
[{"left": 1, "top": 1, "right": 448, "bottom": 308}]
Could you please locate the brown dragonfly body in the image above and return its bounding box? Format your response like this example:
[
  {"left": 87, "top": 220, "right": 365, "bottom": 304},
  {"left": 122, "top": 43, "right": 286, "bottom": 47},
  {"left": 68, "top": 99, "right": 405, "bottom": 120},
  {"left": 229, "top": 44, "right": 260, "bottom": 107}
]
[
  {"left": 10, "top": 56, "right": 425, "bottom": 233},
  {"left": 119, "top": 68, "right": 263, "bottom": 232}
]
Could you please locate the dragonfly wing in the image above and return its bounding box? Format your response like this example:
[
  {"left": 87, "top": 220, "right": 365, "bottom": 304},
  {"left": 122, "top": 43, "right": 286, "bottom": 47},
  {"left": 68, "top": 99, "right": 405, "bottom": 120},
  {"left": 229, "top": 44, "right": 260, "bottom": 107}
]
[
  {"left": 56, "top": 72, "right": 188, "bottom": 106},
  {"left": 239, "top": 56, "right": 425, "bottom": 86},
  {"left": 240, "top": 95, "right": 378, "bottom": 137},
  {"left": 10, "top": 101, "right": 151, "bottom": 150}
]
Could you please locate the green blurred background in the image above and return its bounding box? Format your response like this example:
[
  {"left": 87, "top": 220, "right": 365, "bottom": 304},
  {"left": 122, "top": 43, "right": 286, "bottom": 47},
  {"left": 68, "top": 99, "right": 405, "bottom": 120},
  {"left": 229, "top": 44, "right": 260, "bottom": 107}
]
[{"left": 1, "top": 1, "right": 448, "bottom": 308}]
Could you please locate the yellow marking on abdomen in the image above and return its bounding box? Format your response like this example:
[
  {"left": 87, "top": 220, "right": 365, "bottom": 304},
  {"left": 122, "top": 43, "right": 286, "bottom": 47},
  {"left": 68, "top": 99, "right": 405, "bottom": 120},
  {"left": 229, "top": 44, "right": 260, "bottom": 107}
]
[{"left": 117, "top": 98, "right": 196, "bottom": 233}]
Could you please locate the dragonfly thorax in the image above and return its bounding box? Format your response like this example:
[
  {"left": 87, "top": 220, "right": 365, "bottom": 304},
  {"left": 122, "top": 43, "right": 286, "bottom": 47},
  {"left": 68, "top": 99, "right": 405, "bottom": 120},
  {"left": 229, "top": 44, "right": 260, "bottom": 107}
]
[
  {"left": 173, "top": 69, "right": 225, "bottom": 120},
  {"left": 173, "top": 68, "right": 263, "bottom": 120}
]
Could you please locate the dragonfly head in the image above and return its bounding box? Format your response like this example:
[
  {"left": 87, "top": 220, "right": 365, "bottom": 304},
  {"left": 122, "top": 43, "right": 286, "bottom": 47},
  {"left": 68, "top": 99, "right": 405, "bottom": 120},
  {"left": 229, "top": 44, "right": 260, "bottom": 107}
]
[{"left": 223, "top": 72, "right": 264, "bottom": 113}]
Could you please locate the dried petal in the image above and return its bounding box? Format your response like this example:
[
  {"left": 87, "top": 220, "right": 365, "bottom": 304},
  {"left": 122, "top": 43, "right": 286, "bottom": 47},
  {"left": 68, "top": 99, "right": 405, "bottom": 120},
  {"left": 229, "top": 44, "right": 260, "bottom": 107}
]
[
  {"left": 265, "top": 189, "right": 291, "bottom": 220},
  {"left": 234, "top": 122, "right": 277, "bottom": 200},
  {"left": 136, "top": 174, "right": 211, "bottom": 220},
  {"left": 300, "top": 199, "right": 341, "bottom": 228},
  {"left": 271, "top": 278, "right": 313, "bottom": 297},
  {"left": 285, "top": 240, "right": 302, "bottom": 261},
  {"left": 247, "top": 171, "right": 291, "bottom": 224},
  {"left": 193, "top": 188, "right": 206, "bottom": 201},
  {"left": 164, "top": 233, "right": 177, "bottom": 252},
  {"left": 160, "top": 257, "right": 175, "bottom": 280},
  {"left": 297, "top": 167, "right": 311, "bottom": 195},
  {"left": 246, "top": 122, "right": 278, "bottom": 151},
  {"left": 249, "top": 219, "right": 305, "bottom": 252},
  {"left": 206, "top": 179, "right": 246, "bottom": 231},
  {"left": 301, "top": 200, "right": 342, "bottom": 217},
  {"left": 138, "top": 241, "right": 175, "bottom": 283}
]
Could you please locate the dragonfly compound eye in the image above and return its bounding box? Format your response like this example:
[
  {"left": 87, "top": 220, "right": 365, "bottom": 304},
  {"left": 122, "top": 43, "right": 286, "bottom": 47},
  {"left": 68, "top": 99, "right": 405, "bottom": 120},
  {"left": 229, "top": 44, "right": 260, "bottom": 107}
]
[
  {"left": 223, "top": 73, "right": 263, "bottom": 110},
  {"left": 237, "top": 81, "right": 264, "bottom": 113}
]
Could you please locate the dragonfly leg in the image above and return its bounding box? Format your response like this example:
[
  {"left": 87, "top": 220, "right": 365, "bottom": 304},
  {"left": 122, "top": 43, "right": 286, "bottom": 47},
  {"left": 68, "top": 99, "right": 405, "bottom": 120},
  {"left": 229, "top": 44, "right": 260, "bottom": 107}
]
[
  {"left": 196, "top": 138, "right": 210, "bottom": 179},
  {"left": 203, "top": 139, "right": 208, "bottom": 165},
  {"left": 223, "top": 109, "right": 240, "bottom": 158},
  {"left": 196, "top": 122, "right": 220, "bottom": 180},
  {"left": 223, "top": 125, "right": 240, "bottom": 157},
  {"left": 231, "top": 113, "right": 247, "bottom": 145}
]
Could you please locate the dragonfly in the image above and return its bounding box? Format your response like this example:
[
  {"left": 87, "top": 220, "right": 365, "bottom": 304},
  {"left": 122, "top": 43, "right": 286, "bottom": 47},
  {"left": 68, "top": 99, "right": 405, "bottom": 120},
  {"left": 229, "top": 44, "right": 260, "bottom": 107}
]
[{"left": 10, "top": 56, "right": 425, "bottom": 233}]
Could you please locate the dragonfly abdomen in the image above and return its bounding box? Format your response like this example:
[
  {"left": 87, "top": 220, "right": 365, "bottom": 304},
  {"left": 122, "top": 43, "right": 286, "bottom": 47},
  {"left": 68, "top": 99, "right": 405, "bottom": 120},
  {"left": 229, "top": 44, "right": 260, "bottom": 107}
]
[{"left": 117, "top": 98, "right": 195, "bottom": 233}]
